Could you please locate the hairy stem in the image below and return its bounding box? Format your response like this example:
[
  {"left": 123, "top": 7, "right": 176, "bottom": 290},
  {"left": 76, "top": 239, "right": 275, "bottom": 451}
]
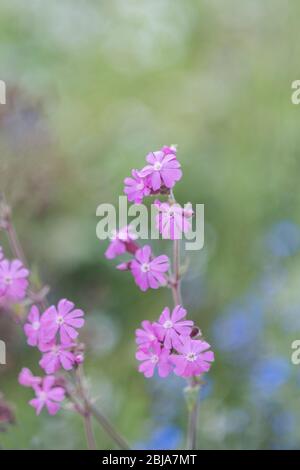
[
  {"left": 3, "top": 214, "right": 48, "bottom": 311},
  {"left": 89, "top": 404, "right": 131, "bottom": 450},
  {"left": 82, "top": 411, "right": 97, "bottom": 450},
  {"left": 75, "top": 366, "right": 130, "bottom": 450},
  {"left": 169, "top": 193, "right": 199, "bottom": 451},
  {"left": 186, "top": 379, "right": 199, "bottom": 450},
  {"left": 76, "top": 368, "right": 97, "bottom": 450},
  {"left": 6, "top": 220, "right": 27, "bottom": 266}
]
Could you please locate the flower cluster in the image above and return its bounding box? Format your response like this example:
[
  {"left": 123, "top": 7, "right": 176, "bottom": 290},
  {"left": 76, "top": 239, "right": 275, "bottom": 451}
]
[
  {"left": 0, "top": 245, "right": 29, "bottom": 308},
  {"left": 135, "top": 305, "right": 214, "bottom": 378},
  {"left": 124, "top": 145, "right": 182, "bottom": 204},
  {"left": 117, "top": 146, "right": 214, "bottom": 381},
  {"left": 105, "top": 146, "right": 192, "bottom": 290},
  {"left": 20, "top": 299, "right": 85, "bottom": 414}
]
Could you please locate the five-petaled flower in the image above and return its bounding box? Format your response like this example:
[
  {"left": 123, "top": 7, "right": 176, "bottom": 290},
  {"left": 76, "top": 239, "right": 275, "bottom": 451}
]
[
  {"left": 154, "top": 305, "right": 193, "bottom": 349},
  {"left": 171, "top": 337, "right": 214, "bottom": 377},
  {"left": 41, "top": 299, "right": 85, "bottom": 345},
  {"left": 130, "top": 245, "right": 169, "bottom": 291},
  {"left": 136, "top": 343, "right": 172, "bottom": 378},
  {"left": 139, "top": 150, "right": 182, "bottom": 191},
  {"left": 0, "top": 259, "right": 29, "bottom": 303},
  {"left": 39, "top": 341, "right": 76, "bottom": 374},
  {"left": 28, "top": 376, "right": 65, "bottom": 416},
  {"left": 124, "top": 169, "right": 151, "bottom": 204}
]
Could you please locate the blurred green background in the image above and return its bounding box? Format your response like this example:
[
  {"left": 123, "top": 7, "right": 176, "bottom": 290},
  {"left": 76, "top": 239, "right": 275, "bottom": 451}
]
[{"left": 1, "top": 0, "right": 300, "bottom": 449}]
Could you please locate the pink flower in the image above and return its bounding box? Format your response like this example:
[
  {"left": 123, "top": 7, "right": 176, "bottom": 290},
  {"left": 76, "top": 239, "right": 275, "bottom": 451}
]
[
  {"left": 136, "top": 343, "right": 172, "bottom": 378},
  {"left": 75, "top": 353, "right": 84, "bottom": 365},
  {"left": 18, "top": 368, "right": 42, "bottom": 388},
  {"left": 139, "top": 150, "right": 182, "bottom": 191},
  {"left": 116, "top": 261, "right": 131, "bottom": 271},
  {"left": 135, "top": 320, "right": 160, "bottom": 348},
  {"left": 105, "top": 225, "right": 138, "bottom": 259},
  {"left": 39, "top": 341, "right": 76, "bottom": 374},
  {"left": 161, "top": 145, "right": 177, "bottom": 155},
  {"left": 130, "top": 245, "right": 169, "bottom": 291},
  {"left": 41, "top": 299, "right": 85, "bottom": 345},
  {"left": 155, "top": 200, "right": 193, "bottom": 240},
  {"left": 124, "top": 169, "right": 151, "bottom": 204},
  {"left": 0, "top": 259, "right": 29, "bottom": 302},
  {"left": 24, "top": 305, "right": 43, "bottom": 347},
  {"left": 171, "top": 337, "right": 214, "bottom": 377},
  {"left": 154, "top": 305, "right": 193, "bottom": 349},
  {"left": 29, "top": 376, "right": 65, "bottom": 415}
]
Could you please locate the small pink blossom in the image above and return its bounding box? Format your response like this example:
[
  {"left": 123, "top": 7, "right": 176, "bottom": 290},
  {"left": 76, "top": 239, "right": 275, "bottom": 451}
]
[
  {"left": 18, "top": 368, "right": 42, "bottom": 388},
  {"left": 0, "top": 259, "right": 29, "bottom": 303},
  {"left": 116, "top": 261, "right": 131, "bottom": 271},
  {"left": 41, "top": 299, "right": 85, "bottom": 345},
  {"left": 29, "top": 376, "right": 65, "bottom": 415},
  {"left": 161, "top": 145, "right": 177, "bottom": 155},
  {"left": 105, "top": 225, "right": 138, "bottom": 259},
  {"left": 136, "top": 343, "right": 172, "bottom": 378},
  {"left": 171, "top": 337, "right": 214, "bottom": 377},
  {"left": 130, "top": 245, "right": 169, "bottom": 292},
  {"left": 155, "top": 201, "right": 193, "bottom": 240},
  {"left": 124, "top": 169, "right": 151, "bottom": 204},
  {"left": 135, "top": 320, "right": 160, "bottom": 348},
  {"left": 39, "top": 341, "right": 76, "bottom": 374},
  {"left": 154, "top": 305, "right": 193, "bottom": 349},
  {"left": 139, "top": 150, "right": 182, "bottom": 191},
  {"left": 24, "top": 305, "right": 43, "bottom": 347},
  {"left": 75, "top": 353, "right": 84, "bottom": 365}
]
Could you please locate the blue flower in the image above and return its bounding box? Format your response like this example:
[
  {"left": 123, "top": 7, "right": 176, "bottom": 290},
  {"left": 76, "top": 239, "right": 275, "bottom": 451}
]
[
  {"left": 251, "top": 357, "right": 291, "bottom": 395},
  {"left": 213, "top": 305, "right": 262, "bottom": 352},
  {"left": 265, "top": 221, "right": 300, "bottom": 258},
  {"left": 135, "top": 425, "right": 182, "bottom": 450}
]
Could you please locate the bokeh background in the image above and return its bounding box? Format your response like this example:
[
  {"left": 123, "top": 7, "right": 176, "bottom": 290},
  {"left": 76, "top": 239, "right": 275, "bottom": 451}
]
[{"left": 1, "top": 0, "right": 300, "bottom": 450}]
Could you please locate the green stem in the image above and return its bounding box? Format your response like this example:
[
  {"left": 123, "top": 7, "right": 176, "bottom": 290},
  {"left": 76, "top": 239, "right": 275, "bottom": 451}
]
[
  {"left": 169, "top": 192, "right": 199, "bottom": 451},
  {"left": 89, "top": 404, "right": 131, "bottom": 450}
]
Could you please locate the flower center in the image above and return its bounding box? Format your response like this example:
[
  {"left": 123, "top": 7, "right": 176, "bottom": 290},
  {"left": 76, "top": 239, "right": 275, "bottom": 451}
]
[
  {"left": 153, "top": 161, "right": 162, "bottom": 171},
  {"left": 150, "top": 354, "right": 159, "bottom": 364},
  {"left": 141, "top": 263, "right": 150, "bottom": 273},
  {"left": 4, "top": 276, "right": 12, "bottom": 285},
  {"left": 52, "top": 345, "right": 60, "bottom": 355},
  {"left": 163, "top": 320, "right": 173, "bottom": 329},
  {"left": 38, "top": 391, "right": 47, "bottom": 401},
  {"left": 56, "top": 315, "right": 64, "bottom": 325},
  {"left": 32, "top": 321, "right": 40, "bottom": 331},
  {"left": 186, "top": 352, "right": 197, "bottom": 362}
]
